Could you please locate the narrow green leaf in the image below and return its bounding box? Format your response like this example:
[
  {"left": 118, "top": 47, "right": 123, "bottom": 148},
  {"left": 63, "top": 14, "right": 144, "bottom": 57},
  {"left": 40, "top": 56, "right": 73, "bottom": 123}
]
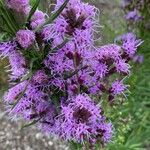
[
  {"left": 0, "top": 1, "right": 18, "bottom": 33},
  {"left": 35, "top": 0, "right": 69, "bottom": 31},
  {"left": 46, "top": 0, "right": 69, "bottom": 24},
  {"left": 26, "top": 0, "right": 40, "bottom": 23},
  {"left": 21, "top": 118, "right": 41, "bottom": 129},
  {"left": 0, "top": 10, "right": 15, "bottom": 34},
  {"left": 11, "top": 84, "right": 28, "bottom": 110},
  {"left": 52, "top": 37, "right": 69, "bottom": 52}
]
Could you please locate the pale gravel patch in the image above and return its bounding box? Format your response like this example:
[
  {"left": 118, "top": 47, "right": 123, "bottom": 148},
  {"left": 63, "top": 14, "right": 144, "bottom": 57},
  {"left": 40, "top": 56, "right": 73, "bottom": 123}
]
[{"left": 0, "top": 100, "right": 69, "bottom": 150}]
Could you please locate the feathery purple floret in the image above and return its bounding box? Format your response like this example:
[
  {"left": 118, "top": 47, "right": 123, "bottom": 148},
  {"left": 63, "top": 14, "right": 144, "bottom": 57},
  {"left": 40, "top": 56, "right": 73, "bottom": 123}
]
[
  {"left": 4, "top": 80, "right": 28, "bottom": 103},
  {"left": 6, "top": 0, "right": 30, "bottom": 14},
  {"left": 32, "top": 70, "right": 48, "bottom": 84},
  {"left": 121, "top": 32, "right": 143, "bottom": 57},
  {"left": 8, "top": 51, "right": 27, "bottom": 80},
  {"left": 16, "top": 30, "right": 35, "bottom": 48},
  {"left": 110, "top": 80, "right": 127, "bottom": 96},
  {"left": 30, "top": 10, "right": 46, "bottom": 29},
  {"left": 115, "top": 59, "right": 130, "bottom": 74},
  {"left": 0, "top": 41, "right": 16, "bottom": 57},
  {"left": 53, "top": 94, "right": 112, "bottom": 144}
]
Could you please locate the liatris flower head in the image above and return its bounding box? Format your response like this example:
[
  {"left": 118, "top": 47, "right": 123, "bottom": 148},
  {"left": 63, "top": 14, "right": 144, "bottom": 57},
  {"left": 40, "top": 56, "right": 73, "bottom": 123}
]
[
  {"left": 121, "top": 32, "right": 143, "bottom": 57},
  {"left": 32, "top": 70, "right": 48, "bottom": 84},
  {"left": 0, "top": 41, "right": 16, "bottom": 58},
  {"left": 96, "top": 44, "right": 121, "bottom": 61},
  {"left": 55, "top": 94, "right": 112, "bottom": 144},
  {"left": 8, "top": 50, "right": 27, "bottom": 80},
  {"left": 16, "top": 30, "right": 35, "bottom": 48},
  {"left": 108, "top": 80, "right": 128, "bottom": 104},
  {"left": 4, "top": 80, "right": 28, "bottom": 103},
  {"left": 110, "top": 80, "right": 127, "bottom": 96},
  {"left": 6, "top": 0, "right": 30, "bottom": 14},
  {"left": 115, "top": 59, "right": 131, "bottom": 74},
  {"left": 30, "top": 10, "right": 46, "bottom": 29},
  {"left": 125, "top": 9, "right": 143, "bottom": 23}
]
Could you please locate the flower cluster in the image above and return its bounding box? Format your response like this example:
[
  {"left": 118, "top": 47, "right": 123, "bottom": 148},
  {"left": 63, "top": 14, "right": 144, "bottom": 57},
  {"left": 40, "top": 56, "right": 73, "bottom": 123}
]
[
  {"left": 6, "top": 0, "right": 30, "bottom": 14},
  {"left": 0, "top": 0, "right": 143, "bottom": 148},
  {"left": 121, "top": 0, "right": 150, "bottom": 30}
]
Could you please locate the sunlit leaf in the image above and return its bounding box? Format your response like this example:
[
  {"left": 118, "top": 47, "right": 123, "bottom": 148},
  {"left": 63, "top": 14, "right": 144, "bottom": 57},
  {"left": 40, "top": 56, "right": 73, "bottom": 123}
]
[{"left": 35, "top": 0, "right": 69, "bottom": 31}]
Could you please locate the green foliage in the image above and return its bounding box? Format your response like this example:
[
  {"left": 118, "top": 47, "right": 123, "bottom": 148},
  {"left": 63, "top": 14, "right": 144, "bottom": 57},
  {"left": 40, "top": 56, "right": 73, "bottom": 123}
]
[
  {"left": 26, "top": 0, "right": 41, "bottom": 23},
  {"left": 0, "top": 0, "right": 19, "bottom": 36}
]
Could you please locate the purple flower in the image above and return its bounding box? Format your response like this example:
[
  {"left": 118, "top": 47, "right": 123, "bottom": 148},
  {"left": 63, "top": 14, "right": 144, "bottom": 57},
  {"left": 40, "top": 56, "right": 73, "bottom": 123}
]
[
  {"left": 30, "top": 10, "right": 46, "bottom": 29},
  {"left": 8, "top": 51, "right": 27, "bottom": 80},
  {"left": 115, "top": 59, "right": 130, "bottom": 74},
  {"left": 110, "top": 80, "right": 127, "bottom": 96},
  {"left": 6, "top": 0, "right": 30, "bottom": 14},
  {"left": 11, "top": 82, "right": 49, "bottom": 115},
  {"left": 0, "top": 41, "right": 27, "bottom": 80},
  {"left": 0, "top": 0, "right": 141, "bottom": 147},
  {"left": 92, "top": 61, "right": 108, "bottom": 79},
  {"left": 32, "top": 70, "right": 48, "bottom": 84},
  {"left": 121, "top": 33, "right": 143, "bottom": 57},
  {"left": 96, "top": 44, "right": 121, "bottom": 61},
  {"left": 4, "top": 80, "right": 28, "bottom": 103},
  {"left": 41, "top": 24, "right": 57, "bottom": 40},
  {"left": 125, "top": 9, "right": 143, "bottom": 22},
  {"left": 16, "top": 30, "right": 35, "bottom": 48},
  {"left": 54, "top": 94, "right": 112, "bottom": 144},
  {"left": 54, "top": 0, "right": 96, "bottom": 38},
  {"left": 0, "top": 41, "right": 16, "bottom": 58}
]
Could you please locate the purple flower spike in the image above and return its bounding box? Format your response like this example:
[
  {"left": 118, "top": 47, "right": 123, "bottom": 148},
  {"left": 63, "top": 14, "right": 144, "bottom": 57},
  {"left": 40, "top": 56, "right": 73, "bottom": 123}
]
[
  {"left": 0, "top": 0, "right": 143, "bottom": 147},
  {"left": 55, "top": 94, "right": 112, "bottom": 144},
  {"left": 115, "top": 59, "right": 131, "bottom": 74},
  {"left": 121, "top": 32, "right": 143, "bottom": 57},
  {"left": 32, "top": 70, "right": 48, "bottom": 84}
]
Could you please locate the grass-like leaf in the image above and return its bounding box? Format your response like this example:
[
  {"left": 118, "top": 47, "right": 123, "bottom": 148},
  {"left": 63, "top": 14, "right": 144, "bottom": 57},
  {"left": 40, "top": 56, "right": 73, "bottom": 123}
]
[
  {"left": 35, "top": 0, "right": 69, "bottom": 31},
  {"left": 21, "top": 118, "right": 41, "bottom": 129},
  {"left": 26, "top": 0, "right": 40, "bottom": 23},
  {"left": 0, "top": 0, "right": 18, "bottom": 34},
  {"left": 11, "top": 83, "right": 28, "bottom": 110},
  {"left": 46, "top": 0, "right": 69, "bottom": 24}
]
